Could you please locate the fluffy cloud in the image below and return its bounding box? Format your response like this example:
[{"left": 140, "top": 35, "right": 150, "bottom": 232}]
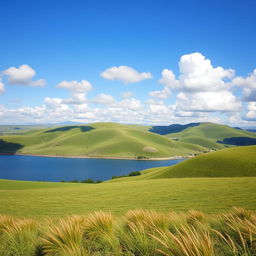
[
  {"left": 176, "top": 91, "right": 241, "bottom": 112},
  {"left": 57, "top": 80, "right": 92, "bottom": 104},
  {"left": 245, "top": 102, "right": 256, "bottom": 120},
  {"left": 57, "top": 80, "right": 92, "bottom": 93},
  {"left": 121, "top": 91, "right": 133, "bottom": 98},
  {"left": 3, "top": 65, "right": 45, "bottom": 86},
  {"left": 149, "top": 86, "right": 171, "bottom": 99},
  {"left": 159, "top": 69, "right": 179, "bottom": 89},
  {"left": 150, "top": 52, "right": 240, "bottom": 114},
  {"left": 0, "top": 79, "right": 4, "bottom": 94},
  {"left": 178, "top": 52, "right": 234, "bottom": 92},
  {"left": 92, "top": 93, "right": 115, "bottom": 104},
  {"left": 232, "top": 69, "right": 256, "bottom": 101},
  {"left": 101, "top": 65, "right": 152, "bottom": 84}
]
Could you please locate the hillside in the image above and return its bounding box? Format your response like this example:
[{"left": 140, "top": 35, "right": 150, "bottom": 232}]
[
  {"left": 164, "top": 122, "right": 256, "bottom": 149},
  {"left": 0, "top": 122, "right": 205, "bottom": 158},
  {"left": 149, "top": 146, "right": 256, "bottom": 179}
]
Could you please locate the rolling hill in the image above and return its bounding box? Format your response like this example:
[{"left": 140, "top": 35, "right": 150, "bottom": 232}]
[
  {"left": 163, "top": 122, "right": 256, "bottom": 149},
  {"left": 1, "top": 122, "right": 256, "bottom": 158},
  {"left": 0, "top": 122, "right": 205, "bottom": 158},
  {"left": 145, "top": 146, "right": 256, "bottom": 179}
]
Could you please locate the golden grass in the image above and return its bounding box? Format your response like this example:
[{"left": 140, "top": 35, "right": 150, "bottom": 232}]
[{"left": 0, "top": 208, "right": 255, "bottom": 256}]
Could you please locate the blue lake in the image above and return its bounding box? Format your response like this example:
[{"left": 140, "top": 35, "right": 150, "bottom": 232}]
[{"left": 0, "top": 155, "right": 184, "bottom": 182}]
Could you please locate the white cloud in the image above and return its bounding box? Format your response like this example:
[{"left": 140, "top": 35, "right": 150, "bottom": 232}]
[
  {"left": 159, "top": 69, "right": 179, "bottom": 89},
  {"left": 245, "top": 102, "right": 256, "bottom": 121},
  {"left": 101, "top": 65, "right": 152, "bottom": 84},
  {"left": 121, "top": 91, "right": 133, "bottom": 98},
  {"left": 176, "top": 91, "right": 241, "bottom": 112},
  {"left": 149, "top": 86, "right": 171, "bottom": 99},
  {"left": 3, "top": 65, "right": 45, "bottom": 86},
  {"left": 179, "top": 52, "right": 234, "bottom": 92},
  {"left": 57, "top": 80, "right": 92, "bottom": 105},
  {"left": 57, "top": 80, "right": 92, "bottom": 93},
  {"left": 44, "top": 97, "right": 63, "bottom": 108},
  {"left": 92, "top": 93, "right": 115, "bottom": 104},
  {"left": 0, "top": 79, "right": 4, "bottom": 94},
  {"left": 232, "top": 69, "right": 256, "bottom": 101}
]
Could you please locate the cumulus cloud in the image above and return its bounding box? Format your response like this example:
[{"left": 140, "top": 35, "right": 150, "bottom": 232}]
[
  {"left": 101, "top": 65, "right": 152, "bottom": 84},
  {"left": 92, "top": 93, "right": 115, "bottom": 104},
  {"left": 57, "top": 80, "right": 92, "bottom": 104},
  {"left": 232, "top": 69, "right": 256, "bottom": 101},
  {"left": 57, "top": 80, "right": 92, "bottom": 93},
  {"left": 245, "top": 102, "right": 256, "bottom": 121},
  {"left": 149, "top": 86, "right": 171, "bottom": 99},
  {"left": 121, "top": 91, "right": 133, "bottom": 98},
  {"left": 0, "top": 79, "right": 4, "bottom": 94},
  {"left": 178, "top": 53, "right": 234, "bottom": 92},
  {"left": 3, "top": 65, "right": 45, "bottom": 86},
  {"left": 176, "top": 91, "right": 241, "bottom": 112},
  {"left": 159, "top": 69, "right": 179, "bottom": 89}
]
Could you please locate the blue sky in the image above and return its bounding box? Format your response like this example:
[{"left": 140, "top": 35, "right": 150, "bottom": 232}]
[{"left": 0, "top": 0, "right": 256, "bottom": 125}]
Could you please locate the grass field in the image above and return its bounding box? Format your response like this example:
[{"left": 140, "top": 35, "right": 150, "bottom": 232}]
[{"left": 0, "top": 177, "right": 255, "bottom": 218}]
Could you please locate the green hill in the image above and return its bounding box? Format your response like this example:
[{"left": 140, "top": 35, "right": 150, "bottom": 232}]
[
  {"left": 1, "top": 122, "right": 255, "bottom": 158},
  {"left": 165, "top": 122, "right": 256, "bottom": 149},
  {"left": 150, "top": 146, "right": 256, "bottom": 179},
  {"left": 0, "top": 122, "right": 205, "bottom": 158}
]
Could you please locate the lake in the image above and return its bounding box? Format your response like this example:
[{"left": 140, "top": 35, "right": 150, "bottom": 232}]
[{"left": 0, "top": 155, "right": 184, "bottom": 182}]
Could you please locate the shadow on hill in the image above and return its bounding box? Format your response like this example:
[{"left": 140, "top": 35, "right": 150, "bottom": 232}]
[
  {"left": 217, "top": 137, "right": 256, "bottom": 146},
  {"left": 0, "top": 139, "right": 23, "bottom": 154},
  {"left": 45, "top": 126, "right": 95, "bottom": 133},
  {"left": 149, "top": 123, "right": 201, "bottom": 135}
]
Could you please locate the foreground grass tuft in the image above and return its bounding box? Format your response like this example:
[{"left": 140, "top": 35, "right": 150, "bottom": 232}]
[{"left": 0, "top": 208, "right": 256, "bottom": 255}]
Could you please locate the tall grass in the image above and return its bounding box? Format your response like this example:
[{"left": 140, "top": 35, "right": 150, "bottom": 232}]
[{"left": 0, "top": 208, "right": 255, "bottom": 256}]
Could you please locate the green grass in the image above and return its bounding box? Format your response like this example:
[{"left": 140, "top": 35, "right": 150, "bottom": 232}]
[
  {"left": 0, "top": 122, "right": 205, "bottom": 158},
  {"left": 0, "top": 177, "right": 255, "bottom": 218},
  {"left": 150, "top": 145, "right": 256, "bottom": 179}
]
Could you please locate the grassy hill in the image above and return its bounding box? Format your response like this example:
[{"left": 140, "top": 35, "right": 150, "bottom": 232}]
[
  {"left": 0, "top": 122, "right": 206, "bottom": 158},
  {"left": 107, "top": 145, "right": 256, "bottom": 183},
  {"left": 147, "top": 146, "right": 256, "bottom": 179},
  {"left": 1, "top": 122, "right": 255, "bottom": 158},
  {"left": 165, "top": 122, "right": 256, "bottom": 149}
]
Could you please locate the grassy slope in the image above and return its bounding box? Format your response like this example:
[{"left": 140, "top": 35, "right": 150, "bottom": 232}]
[
  {"left": 149, "top": 146, "right": 256, "bottom": 178},
  {"left": 167, "top": 122, "right": 256, "bottom": 149},
  {"left": 1, "top": 122, "right": 205, "bottom": 158},
  {"left": 107, "top": 145, "right": 256, "bottom": 183},
  {"left": 0, "top": 177, "right": 255, "bottom": 218}
]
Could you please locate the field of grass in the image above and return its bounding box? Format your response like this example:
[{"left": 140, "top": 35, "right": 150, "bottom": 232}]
[
  {"left": 0, "top": 177, "right": 255, "bottom": 218},
  {"left": 0, "top": 208, "right": 255, "bottom": 256},
  {"left": 0, "top": 122, "right": 206, "bottom": 158}
]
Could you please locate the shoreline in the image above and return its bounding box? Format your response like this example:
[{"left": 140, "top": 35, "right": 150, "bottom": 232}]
[{"left": 0, "top": 153, "right": 187, "bottom": 161}]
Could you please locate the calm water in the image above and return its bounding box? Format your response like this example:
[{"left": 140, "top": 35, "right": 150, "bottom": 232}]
[{"left": 0, "top": 155, "right": 184, "bottom": 182}]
